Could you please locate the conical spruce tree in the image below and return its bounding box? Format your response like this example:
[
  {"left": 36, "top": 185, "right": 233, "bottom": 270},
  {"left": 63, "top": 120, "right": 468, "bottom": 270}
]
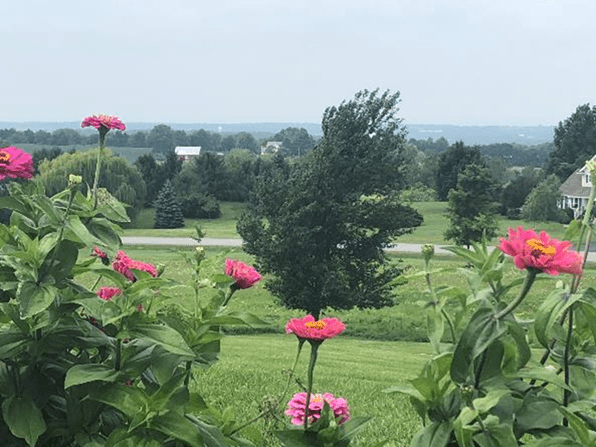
[{"left": 154, "top": 179, "right": 184, "bottom": 229}]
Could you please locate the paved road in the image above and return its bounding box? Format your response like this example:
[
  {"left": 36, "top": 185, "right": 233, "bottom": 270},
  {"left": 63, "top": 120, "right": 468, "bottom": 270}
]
[{"left": 121, "top": 236, "right": 596, "bottom": 262}]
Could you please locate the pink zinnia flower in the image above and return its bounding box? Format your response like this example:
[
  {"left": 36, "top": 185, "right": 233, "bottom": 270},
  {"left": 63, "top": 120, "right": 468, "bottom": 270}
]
[
  {"left": 97, "top": 286, "right": 122, "bottom": 301},
  {"left": 498, "top": 226, "right": 583, "bottom": 276},
  {"left": 113, "top": 250, "right": 158, "bottom": 282},
  {"left": 0, "top": 146, "right": 34, "bottom": 181},
  {"left": 285, "top": 315, "right": 346, "bottom": 342},
  {"left": 225, "top": 258, "right": 262, "bottom": 289},
  {"left": 285, "top": 392, "right": 350, "bottom": 426},
  {"left": 91, "top": 246, "right": 108, "bottom": 259},
  {"left": 81, "top": 114, "right": 126, "bottom": 132}
]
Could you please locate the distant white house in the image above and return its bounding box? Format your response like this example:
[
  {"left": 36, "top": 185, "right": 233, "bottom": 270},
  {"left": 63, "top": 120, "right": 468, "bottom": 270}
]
[
  {"left": 260, "top": 141, "right": 282, "bottom": 155},
  {"left": 560, "top": 155, "right": 596, "bottom": 218},
  {"left": 175, "top": 146, "right": 201, "bottom": 162}
]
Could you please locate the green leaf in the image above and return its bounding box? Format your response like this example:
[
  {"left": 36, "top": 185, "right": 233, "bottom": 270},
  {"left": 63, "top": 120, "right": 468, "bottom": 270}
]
[
  {"left": 17, "top": 281, "right": 58, "bottom": 318},
  {"left": 274, "top": 430, "right": 318, "bottom": 447},
  {"left": 65, "top": 214, "right": 103, "bottom": 246},
  {"left": 451, "top": 307, "right": 506, "bottom": 384},
  {"left": 187, "top": 414, "right": 230, "bottom": 447},
  {"left": 105, "top": 429, "right": 163, "bottom": 447},
  {"left": 150, "top": 411, "right": 204, "bottom": 447},
  {"left": 0, "top": 331, "right": 30, "bottom": 359},
  {"left": 515, "top": 394, "right": 562, "bottom": 432},
  {"left": 534, "top": 289, "right": 579, "bottom": 348},
  {"left": 506, "top": 319, "right": 532, "bottom": 370},
  {"left": 523, "top": 438, "right": 585, "bottom": 447},
  {"left": 205, "top": 312, "right": 268, "bottom": 327},
  {"left": 410, "top": 421, "right": 451, "bottom": 447},
  {"left": 65, "top": 364, "right": 122, "bottom": 388},
  {"left": 2, "top": 396, "right": 47, "bottom": 447},
  {"left": 90, "top": 383, "right": 149, "bottom": 418},
  {"left": 130, "top": 324, "right": 195, "bottom": 358},
  {"left": 31, "top": 194, "right": 63, "bottom": 225},
  {"left": 337, "top": 416, "right": 373, "bottom": 441},
  {"left": 558, "top": 407, "right": 594, "bottom": 447},
  {"left": 564, "top": 219, "right": 582, "bottom": 242},
  {"left": 87, "top": 218, "right": 122, "bottom": 248},
  {"left": 512, "top": 367, "right": 572, "bottom": 390},
  {"left": 453, "top": 407, "right": 479, "bottom": 447}
]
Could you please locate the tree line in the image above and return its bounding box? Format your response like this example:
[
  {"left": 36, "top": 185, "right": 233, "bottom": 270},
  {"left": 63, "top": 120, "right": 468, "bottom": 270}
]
[{"left": 0, "top": 125, "right": 317, "bottom": 157}]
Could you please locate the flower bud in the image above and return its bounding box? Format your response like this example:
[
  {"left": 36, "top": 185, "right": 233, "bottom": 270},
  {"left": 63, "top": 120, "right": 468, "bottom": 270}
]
[{"left": 422, "top": 244, "right": 435, "bottom": 263}]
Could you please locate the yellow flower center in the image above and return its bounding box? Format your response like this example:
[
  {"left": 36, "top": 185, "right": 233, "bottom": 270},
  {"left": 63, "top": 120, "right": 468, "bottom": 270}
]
[
  {"left": 305, "top": 320, "right": 327, "bottom": 330},
  {"left": 527, "top": 239, "right": 556, "bottom": 257},
  {"left": 311, "top": 394, "right": 324, "bottom": 403},
  {"left": 0, "top": 151, "right": 10, "bottom": 164}
]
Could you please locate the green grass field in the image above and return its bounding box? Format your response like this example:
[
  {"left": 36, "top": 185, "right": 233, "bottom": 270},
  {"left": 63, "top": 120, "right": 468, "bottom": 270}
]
[
  {"left": 123, "top": 200, "right": 572, "bottom": 244},
  {"left": 195, "top": 335, "right": 428, "bottom": 446},
  {"left": 91, "top": 244, "right": 592, "bottom": 446}
]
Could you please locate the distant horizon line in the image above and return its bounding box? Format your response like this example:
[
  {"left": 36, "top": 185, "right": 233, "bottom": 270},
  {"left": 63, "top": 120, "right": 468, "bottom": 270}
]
[{"left": 0, "top": 120, "right": 557, "bottom": 127}]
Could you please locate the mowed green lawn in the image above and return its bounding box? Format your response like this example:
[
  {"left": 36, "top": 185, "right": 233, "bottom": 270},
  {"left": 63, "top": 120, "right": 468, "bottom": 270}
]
[
  {"left": 123, "top": 201, "right": 572, "bottom": 244},
  {"left": 195, "top": 335, "right": 430, "bottom": 446},
  {"left": 95, "top": 246, "right": 594, "bottom": 446}
]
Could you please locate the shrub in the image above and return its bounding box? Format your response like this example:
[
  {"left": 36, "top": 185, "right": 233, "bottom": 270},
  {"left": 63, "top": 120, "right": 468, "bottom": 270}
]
[{"left": 179, "top": 192, "right": 222, "bottom": 219}]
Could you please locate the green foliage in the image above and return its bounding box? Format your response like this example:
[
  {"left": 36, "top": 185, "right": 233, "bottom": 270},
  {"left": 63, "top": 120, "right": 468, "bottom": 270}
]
[
  {"left": 545, "top": 103, "right": 596, "bottom": 180},
  {"left": 388, "top": 230, "right": 596, "bottom": 447},
  {"left": 444, "top": 164, "right": 500, "bottom": 247},
  {"left": 37, "top": 148, "right": 146, "bottom": 220},
  {"left": 238, "top": 89, "right": 423, "bottom": 318},
  {"left": 436, "top": 141, "right": 484, "bottom": 201},
  {"left": 521, "top": 174, "right": 570, "bottom": 223},
  {"left": 0, "top": 178, "right": 265, "bottom": 446},
  {"left": 179, "top": 192, "right": 221, "bottom": 219},
  {"left": 147, "top": 124, "right": 175, "bottom": 154},
  {"left": 154, "top": 179, "right": 184, "bottom": 229},
  {"left": 499, "top": 167, "right": 541, "bottom": 217},
  {"left": 271, "top": 127, "right": 315, "bottom": 157}
]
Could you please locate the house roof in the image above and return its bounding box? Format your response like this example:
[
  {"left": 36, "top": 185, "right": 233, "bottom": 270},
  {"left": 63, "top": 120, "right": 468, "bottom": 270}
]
[
  {"left": 560, "top": 168, "right": 591, "bottom": 198},
  {"left": 175, "top": 146, "right": 201, "bottom": 156}
]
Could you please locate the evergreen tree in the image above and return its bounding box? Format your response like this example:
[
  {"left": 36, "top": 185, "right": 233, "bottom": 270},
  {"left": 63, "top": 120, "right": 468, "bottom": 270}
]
[
  {"left": 444, "top": 164, "right": 499, "bottom": 247},
  {"left": 154, "top": 180, "right": 184, "bottom": 229}
]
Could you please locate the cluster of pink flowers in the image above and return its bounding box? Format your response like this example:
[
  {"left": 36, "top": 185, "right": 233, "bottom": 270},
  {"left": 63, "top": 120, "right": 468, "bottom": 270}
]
[
  {"left": 285, "top": 392, "right": 350, "bottom": 426},
  {"left": 113, "top": 250, "right": 158, "bottom": 282},
  {"left": 498, "top": 227, "right": 583, "bottom": 276},
  {"left": 225, "top": 258, "right": 262, "bottom": 289},
  {"left": 92, "top": 246, "right": 108, "bottom": 259},
  {"left": 81, "top": 114, "right": 126, "bottom": 132},
  {"left": 96, "top": 287, "right": 122, "bottom": 301},
  {"left": 0, "top": 146, "right": 34, "bottom": 181},
  {"left": 286, "top": 315, "right": 346, "bottom": 342}
]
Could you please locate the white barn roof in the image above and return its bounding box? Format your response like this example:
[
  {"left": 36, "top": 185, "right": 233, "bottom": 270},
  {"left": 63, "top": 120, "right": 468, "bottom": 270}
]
[{"left": 175, "top": 146, "right": 201, "bottom": 156}]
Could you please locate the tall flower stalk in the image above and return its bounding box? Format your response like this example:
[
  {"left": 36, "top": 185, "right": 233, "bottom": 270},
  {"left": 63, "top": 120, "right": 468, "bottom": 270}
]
[{"left": 81, "top": 114, "right": 126, "bottom": 209}]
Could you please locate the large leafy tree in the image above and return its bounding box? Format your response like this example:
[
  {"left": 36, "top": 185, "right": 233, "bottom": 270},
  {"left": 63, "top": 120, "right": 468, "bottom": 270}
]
[
  {"left": 521, "top": 174, "right": 569, "bottom": 223},
  {"left": 147, "top": 124, "right": 175, "bottom": 154},
  {"left": 272, "top": 127, "right": 316, "bottom": 156},
  {"left": 238, "top": 89, "right": 423, "bottom": 318},
  {"left": 545, "top": 103, "right": 596, "bottom": 180},
  {"left": 436, "top": 141, "right": 484, "bottom": 201},
  {"left": 444, "top": 164, "right": 500, "bottom": 247},
  {"left": 38, "top": 148, "right": 146, "bottom": 220}
]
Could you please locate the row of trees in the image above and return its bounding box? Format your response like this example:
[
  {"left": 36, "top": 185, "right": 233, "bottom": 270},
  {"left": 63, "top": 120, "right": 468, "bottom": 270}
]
[{"left": 0, "top": 125, "right": 317, "bottom": 157}]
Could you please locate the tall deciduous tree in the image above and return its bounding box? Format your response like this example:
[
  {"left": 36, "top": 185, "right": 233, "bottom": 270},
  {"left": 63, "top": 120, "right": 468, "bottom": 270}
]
[
  {"left": 38, "top": 148, "right": 146, "bottom": 220},
  {"left": 147, "top": 124, "right": 175, "bottom": 154},
  {"left": 238, "top": 89, "right": 423, "bottom": 318},
  {"left": 436, "top": 141, "right": 484, "bottom": 201},
  {"left": 272, "top": 127, "right": 315, "bottom": 156},
  {"left": 545, "top": 103, "right": 596, "bottom": 180},
  {"left": 521, "top": 174, "right": 569, "bottom": 223},
  {"left": 444, "top": 164, "right": 500, "bottom": 247}
]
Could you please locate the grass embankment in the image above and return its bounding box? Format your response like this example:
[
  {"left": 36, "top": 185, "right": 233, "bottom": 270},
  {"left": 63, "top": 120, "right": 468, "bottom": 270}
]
[{"left": 124, "top": 201, "right": 571, "bottom": 244}]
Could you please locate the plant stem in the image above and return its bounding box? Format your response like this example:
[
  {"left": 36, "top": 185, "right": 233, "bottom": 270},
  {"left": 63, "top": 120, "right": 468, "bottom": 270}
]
[
  {"left": 115, "top": 338, "right": 122, "bottom": 371},
  {"left": 184, "top": 360, "right": 192, "bottom": 387},
  {"left": 303, "top": 342, "right": 320, "bottom": 431},
  {"left": 494, "top": 269, "right": 538, "bottom": 320},
  {"left": 563, "top": 304, "right": 574, "bottom": 426},
  {"left": 425, "top": 271, "right": 457, "bottom": 345},
  {"left": 92, "top": 128, "right": 108, "bottom": 210}
]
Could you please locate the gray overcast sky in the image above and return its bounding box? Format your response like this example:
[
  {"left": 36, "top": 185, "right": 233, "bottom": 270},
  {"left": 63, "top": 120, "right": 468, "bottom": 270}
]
[{"left": 2, "top": 0, "right": 594, "bottom": 126}]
